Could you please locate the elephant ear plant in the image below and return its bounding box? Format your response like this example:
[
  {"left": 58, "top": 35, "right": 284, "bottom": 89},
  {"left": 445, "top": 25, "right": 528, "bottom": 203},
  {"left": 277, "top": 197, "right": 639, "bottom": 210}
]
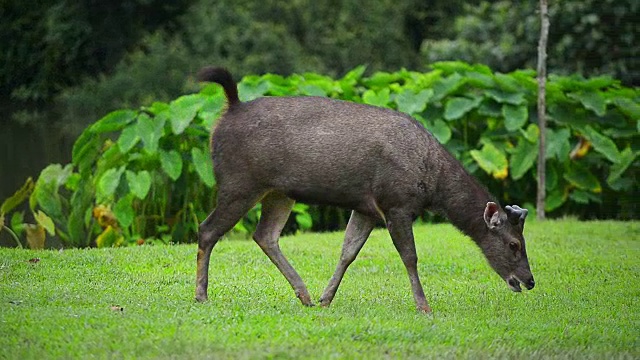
[
  {"left": 1, "top": 98, "right": 226, "bottom": 248},
  {"left": 0, "top": 177, "right": 55, "bottom": 249},
  {"left": 1, "top": 61, "right": 638, "bottom": 249}
]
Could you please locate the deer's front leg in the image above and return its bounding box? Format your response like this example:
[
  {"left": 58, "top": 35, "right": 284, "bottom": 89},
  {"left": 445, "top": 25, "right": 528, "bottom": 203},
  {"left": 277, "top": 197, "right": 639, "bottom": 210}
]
[{"left": 386, "top": 209, "right": 431, "bottom": 313}]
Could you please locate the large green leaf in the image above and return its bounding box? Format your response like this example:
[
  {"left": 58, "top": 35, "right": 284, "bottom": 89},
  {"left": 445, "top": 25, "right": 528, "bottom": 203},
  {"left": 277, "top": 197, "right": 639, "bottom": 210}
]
[
  {"left": 38, "top": 164, "right": 74, "bottom": 188},
  {"left": 97, "top": 166, "right": 125, "bottom": 200},
  {"left": 478, "top": 100, "right": 502, "bottom": 117},
  {"left": 125, "top": 170, "right": 151, "bottom": 200},
  {"left": 564, "top": 163, "right": 601, "bottom": 193},
  {"left": 338, "top": 65, "right": 366, "bottom": 100},
  {"left": 299, "top": 84, "right": 326, "bottom": 97},
  {"left": 613, "top": 96, "right": 640, "bottom": 119},
  {"left": 363, "top": 71, "right": 401, "bottom": 89},
  {"left": 95, "top": 225, "right": 122, "bottom": 248},
  {"left": 510, "top": 136, "right": 539, "bottom": 180},
  {"left": 502, "top": 104, "right": 528, "bottom": 131},
  {"left": 470, "top": 142, "right": 508, "bottom": 179},
  {"left": 465, "top": 71, "right": 496, "bottom": 88},
  {"left": 395, "top": 89, "right": 433, "bottom": 115},
  {"left": 292, "top": 203, "right": 312, "bottom": 230},
  {"left": 160, "top": 150, "right": 183, "bottom": 181},
  {"left": 145, "top": 101, "right": 170, "bottom": 115},
  {"left": 607, "top": 147, "right": 637, "bottom": 187},
  {"left": 33, "top": 183, "right": 63, "bottom": 222},
  {"left": 90, "top": 110, "right": 137, "bottom": 134},
  {"left": 10, "top": 212, "right": 25, "bottom": 237},
  {"left": 71, "top": 130, "right": 101, "bottom": 173},
  {"left": 1, "top": 177, "right": 34, "bottom": 214},
  {"left": 342, "top": 65, "right": 367, "bottom": 82},
  {"left": 570, "top": 189, "right": 601, "bottom": 205},
  {"left": 262, "top": 74, "right": 295, "bottom": 96},
  {"left": 67, "top": 179, "right": 93, "bottom": 247},
  {"left": 199, "top": 96, "right": 226, "bottom": 129},
  {"left": 114, "top": 194, "right": 135, "bottom": 228},
  {"left": 430, "top": 61, "right": 474, "bottom": 74},
  {"left": 521, "top": 123, "right": 540, "bottom": 143},
  {"left": 432, "top": 73, "right": 465, "bottom": 101},
  {"left": 97, "top": 143, "right": 124, "bottom": 172},
  {"left": 545, "top": 128, "right": 571, "bottom": 160},
  {"left": 545, "top": 164, "right": 559, "bottom": 191},
  {"left": 362, "top": 88, "right": 390, "bottom": 107},
  {"left": 486, "top": 89, "right": 525, "bottom": 105},
  {"left": 548, "top": 103, "right": 589, "bottom": 130},
  {"left": 568, "top": 91, "right": 606, "bottom": 116},
  {"left": 425, "top": 119, "right": 451, "bottom": 144},
  {"left": 170, "top": 94, "right": 205, "bottom": 135},
  {"left": 582, "top": 125, "right": 620, "bottom": 163},
  {"left": 71, "top": 129, "right": 93, "bottom": 165},
  {"left": 494, "top": 73, "right": 521, "bottom": 92},
  {"left": 545, "top": 187, "right": 567, "bottom": 212},
  {"left": 238, "top": 80, "right": 269, "bottom": 102},
  {"left": 444, "top": 97, "right": 480, "bottom": 120},
  {"left": 302, "top": 72, "right": 338, "bottom": 94},
  {"left": 31, "top": 164, "right": 71, "bottom": 221},
  {"left": 136, "top": 113, "right": 165, "bottom": 154},
  {"left": 191, "top": 148, "right": 215, "bottom": 188},
  {"left": 34, "top": 210, "right": 55, "bottom": 236},
  {"left": 117, "top": 125, "right": 140, "bottom": 154}
]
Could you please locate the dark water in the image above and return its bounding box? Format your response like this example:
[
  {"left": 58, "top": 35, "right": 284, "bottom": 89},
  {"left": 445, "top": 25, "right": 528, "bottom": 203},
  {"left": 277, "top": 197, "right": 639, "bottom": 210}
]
[
  {"left": 0, "top": 120, "right": 76, "bottom": 205},
  {"left": 0, "top": 115, "right": 78, "bottom": 247}
]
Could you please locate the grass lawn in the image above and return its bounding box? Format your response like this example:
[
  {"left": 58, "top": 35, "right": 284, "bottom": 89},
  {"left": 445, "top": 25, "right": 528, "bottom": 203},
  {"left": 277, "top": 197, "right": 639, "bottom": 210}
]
[{"left": 0, "top": 219, "right": 638, "bottom": 359}]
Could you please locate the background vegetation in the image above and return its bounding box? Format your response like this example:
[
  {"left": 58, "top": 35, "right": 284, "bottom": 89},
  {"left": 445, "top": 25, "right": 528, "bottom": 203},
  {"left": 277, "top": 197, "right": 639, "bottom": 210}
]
[
  {"left": 1, "top": 62, "right": 638, "bottom": 248},
  {"left": 1, "top": 221, "right": 638, "bottom": 358},
  {"left": 1, "top": 0, "right": 639, "bottom": 248},
  {"left": 2, "top": 0, "right": 637, "bottom": 120}
]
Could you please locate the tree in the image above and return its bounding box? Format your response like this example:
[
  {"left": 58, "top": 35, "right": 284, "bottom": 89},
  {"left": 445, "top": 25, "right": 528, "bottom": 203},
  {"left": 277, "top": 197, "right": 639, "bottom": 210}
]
[
  {"left": 0, "top": 0, "right": 192, "bottom": 103},
  {"left": 422, "top": 0, "right": 639, "bottom": 85},
  {"left": 536, "top": 0, "right": 549, "bottom": 220}
]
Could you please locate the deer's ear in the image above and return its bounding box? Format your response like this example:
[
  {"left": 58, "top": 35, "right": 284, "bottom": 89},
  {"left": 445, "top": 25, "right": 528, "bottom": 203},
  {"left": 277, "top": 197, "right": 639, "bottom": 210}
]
[{"left": 483, "top": 202, "right": 502, "bottom": 229}]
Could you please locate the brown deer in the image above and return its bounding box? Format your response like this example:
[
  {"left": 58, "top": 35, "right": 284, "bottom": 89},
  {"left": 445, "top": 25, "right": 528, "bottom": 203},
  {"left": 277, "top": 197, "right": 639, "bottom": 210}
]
[{"left": 195, "top": 67, "right": 535, "bottom": 313}]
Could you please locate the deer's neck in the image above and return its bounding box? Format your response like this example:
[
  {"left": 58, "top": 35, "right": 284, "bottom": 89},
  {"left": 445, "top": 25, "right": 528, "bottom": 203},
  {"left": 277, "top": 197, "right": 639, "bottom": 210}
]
[{"left": 435, "top": 163, "right": 493, "bottom": 246}]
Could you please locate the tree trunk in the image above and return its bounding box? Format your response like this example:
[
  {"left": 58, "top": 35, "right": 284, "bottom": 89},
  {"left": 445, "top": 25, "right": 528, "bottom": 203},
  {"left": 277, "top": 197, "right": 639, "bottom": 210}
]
[{"left": 536, "top": 0, "right": 550, "bottom": 220}]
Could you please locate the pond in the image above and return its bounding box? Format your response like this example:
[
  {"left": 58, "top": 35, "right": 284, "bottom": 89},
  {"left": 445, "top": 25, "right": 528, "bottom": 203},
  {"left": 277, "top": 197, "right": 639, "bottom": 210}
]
[{"left": 1, "top": 119, "right": 76, "bottom": 202}]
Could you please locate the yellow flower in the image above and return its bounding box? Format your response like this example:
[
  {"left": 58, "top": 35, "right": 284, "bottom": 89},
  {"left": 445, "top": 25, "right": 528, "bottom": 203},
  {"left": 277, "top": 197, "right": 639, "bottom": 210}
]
[
  {"left": 93, "top": 205, "right": 118, "bottom": 229},
  {"left": 494, "top": 167, "right": 509, "bottom": 180}
]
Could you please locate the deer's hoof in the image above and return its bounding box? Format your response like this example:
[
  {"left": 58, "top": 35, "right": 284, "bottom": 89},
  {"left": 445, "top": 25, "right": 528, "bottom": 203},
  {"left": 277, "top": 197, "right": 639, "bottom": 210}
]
[{"left": 296, "top": 291, "right": 314, "bottom": 307}]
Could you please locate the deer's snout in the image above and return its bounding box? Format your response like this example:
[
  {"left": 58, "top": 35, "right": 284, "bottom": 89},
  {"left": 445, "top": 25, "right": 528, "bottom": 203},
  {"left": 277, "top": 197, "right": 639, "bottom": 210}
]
[{"left": 524, "top": 277, "right": 535, "bottom": 290}]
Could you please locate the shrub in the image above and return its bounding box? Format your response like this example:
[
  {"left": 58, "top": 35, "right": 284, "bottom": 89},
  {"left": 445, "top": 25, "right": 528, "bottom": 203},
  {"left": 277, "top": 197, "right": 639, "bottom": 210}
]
[{"left": 2, "top": 61, "right": 638, "bottom": 248}]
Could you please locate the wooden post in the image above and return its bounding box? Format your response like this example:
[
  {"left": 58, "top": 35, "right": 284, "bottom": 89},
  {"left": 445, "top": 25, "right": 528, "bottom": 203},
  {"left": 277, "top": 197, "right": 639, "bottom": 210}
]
[{"left": 536, "top": 0, "right": 549, "bottom": 220}]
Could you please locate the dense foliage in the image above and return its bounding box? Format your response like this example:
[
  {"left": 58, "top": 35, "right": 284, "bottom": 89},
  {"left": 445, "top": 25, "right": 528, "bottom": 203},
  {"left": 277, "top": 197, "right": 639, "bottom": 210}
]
[
  {"left": 0, "top": 0, "right": 191, "bottom": 101},
  {"left": 3, "top": 0, "right": 636, "bottom": 124},
  {"left": 1, "top": 62, "right": 638, "bottom": 248},
  {"left": 424, "top": 0, "right": 639, "bottom": 85}
]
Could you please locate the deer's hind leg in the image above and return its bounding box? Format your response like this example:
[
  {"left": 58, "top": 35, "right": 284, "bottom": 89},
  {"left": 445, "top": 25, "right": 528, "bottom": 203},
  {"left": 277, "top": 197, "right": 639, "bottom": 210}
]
[
  {"left": 319, "top": 211, "right": 376, "bottom": 307},
  {"left": 253, "top": 191, "right": 313, "bottom": 306},
  {"left": 196, "top": 187, "right": 265, "bottom": 302}
]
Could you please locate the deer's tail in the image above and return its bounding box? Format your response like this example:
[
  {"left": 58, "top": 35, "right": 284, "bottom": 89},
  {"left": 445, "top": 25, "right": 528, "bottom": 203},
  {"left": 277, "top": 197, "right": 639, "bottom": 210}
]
[{"left": 197, "top": 67, "right": 240, "bottom": 107}]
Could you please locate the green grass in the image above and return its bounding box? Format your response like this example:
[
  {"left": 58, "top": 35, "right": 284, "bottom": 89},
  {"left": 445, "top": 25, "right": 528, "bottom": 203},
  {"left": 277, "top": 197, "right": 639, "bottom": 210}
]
[{"left": 0, "top": 220, "right": 638, "bottom": 359}]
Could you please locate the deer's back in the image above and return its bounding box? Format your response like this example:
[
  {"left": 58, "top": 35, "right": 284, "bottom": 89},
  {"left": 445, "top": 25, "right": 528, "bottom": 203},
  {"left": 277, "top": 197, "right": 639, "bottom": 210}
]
[{"left": 211, "top": 96, "right": 445, "bottom": 212}]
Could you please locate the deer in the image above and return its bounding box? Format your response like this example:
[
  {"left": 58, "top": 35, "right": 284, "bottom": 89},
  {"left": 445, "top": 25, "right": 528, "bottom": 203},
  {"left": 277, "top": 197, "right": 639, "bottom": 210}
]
[{"left": 195, "top": 67, "right": 535, "bottom": 313}]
